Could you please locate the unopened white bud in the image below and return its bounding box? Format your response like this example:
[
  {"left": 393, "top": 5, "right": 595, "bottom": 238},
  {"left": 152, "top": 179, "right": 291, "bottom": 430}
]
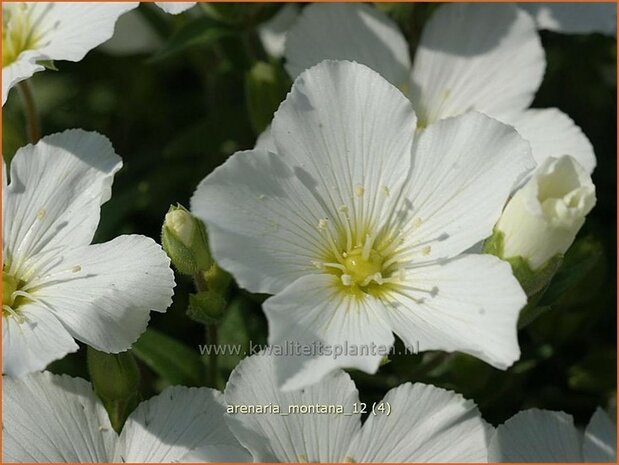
[
  {"left": 495, "top": 155, "right": 596, "bottom": 270},
  {"left": 165, "top": 209, "right": 195, "bottom": 248}
]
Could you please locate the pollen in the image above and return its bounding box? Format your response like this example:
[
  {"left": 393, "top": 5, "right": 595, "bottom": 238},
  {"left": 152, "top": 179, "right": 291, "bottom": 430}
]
[
  {"left": 354, "top": 185, "right": 365, "bottom": 197},
  {"left": 36, "top": 208, "right": 46, "bottom": 220}
]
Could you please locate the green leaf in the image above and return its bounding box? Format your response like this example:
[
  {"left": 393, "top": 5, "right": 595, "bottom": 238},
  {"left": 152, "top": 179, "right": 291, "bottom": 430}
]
[
  {"left": 132, "top": 328, "right": 204, "bottom": 386},
  {"left": 150, "top": 17, "right": 236, "bottom": 62}
]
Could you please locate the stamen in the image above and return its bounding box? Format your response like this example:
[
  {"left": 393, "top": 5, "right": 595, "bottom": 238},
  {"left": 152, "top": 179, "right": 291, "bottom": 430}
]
[
  {"left": 2, "top": 305, "right": 26, "bottom": 324},
  {"left": 322, "top": 262, "right": 346, "bottom": 272},
  {"left": 359, "top": 272, "right": 383, "bottom": 287},
  {"left": 361, "top": 233, "right": 374, "bottom": 261},
  {"left": 317, "top": 218, "right": 344, "bottom": 262},
  {"left": 338, "top": 205, "right": 353, "bottom": 252}
]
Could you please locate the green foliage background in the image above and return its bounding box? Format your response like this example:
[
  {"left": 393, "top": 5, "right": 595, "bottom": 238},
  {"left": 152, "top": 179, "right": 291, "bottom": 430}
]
[{"left": 3, "top": 2, "right": 616, "bottom": 428}]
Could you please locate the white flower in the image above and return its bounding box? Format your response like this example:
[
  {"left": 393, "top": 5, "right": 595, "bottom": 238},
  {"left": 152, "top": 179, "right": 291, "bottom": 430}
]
[
  {"left": 2, "top": 2, "right": 137, "bottom": 105},
  {"left": 283, "top": 3, "right": 596, "bottom": 173},
  {"left": 495, "top": 155, "right": 596, "bottom": 269},
  {"left": 224, "top": 353, "right": 491, "bottom": 462},
  {"left": 192, "top": 60, "right": 534, "bottom": 390},
  {"left": 520, "top": 2, "right": 617, "bottom": 35},
  {"left": 489, "top": 408, "right": 617, "bottom": 462},
  {"left": 154, "top": 2, "right": 196, "bottom": 15},
  {"left": 3, "top": 371, "right": 251, "bottom": 462},
  {"left": 2, "top": 130, "right": 175, "bottom": 378}
]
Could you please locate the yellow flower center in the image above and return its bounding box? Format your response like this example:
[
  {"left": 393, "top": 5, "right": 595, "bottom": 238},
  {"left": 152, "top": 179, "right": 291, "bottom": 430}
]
[
  {"left": 2, "top": 267, "right": 28, "bottom": 322},
  {"left": 313, "top": 207, "right": 411, "bottom": 297},
  {"left": 3, "top": 272, "right": 18, "bottom": 307},
  {"left": 2, "top": 4, "right": 42, "bottom": 66},
  {"left": 342, "top": 247, "right": 383, "bottom": 286}
]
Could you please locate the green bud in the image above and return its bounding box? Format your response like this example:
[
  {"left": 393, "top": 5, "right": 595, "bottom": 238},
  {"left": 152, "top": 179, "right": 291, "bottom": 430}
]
[
  {"left": 87, "top": 347, "right": 140, "bottom": 432},
  {"left": 161, "top": 204, "right": 212, "bottom": 275},
  {"left": 245, "top": 61, "right": 290, "bottom": 135},
  {"left": 87, "top": 348, "right": 140, "bottom": 403},
  {"left": 188, "top": 290, "right": 227, "bottom": 325},
  {"left": 201, "top": 263, "right": 232, "bottom": 294}
]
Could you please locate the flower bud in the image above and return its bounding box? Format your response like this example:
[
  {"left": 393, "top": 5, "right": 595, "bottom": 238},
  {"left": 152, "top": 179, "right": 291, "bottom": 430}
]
[
  {"left": 161, "top": 204, "right": 212, "bottom": 275},
  {"left": 493, "top": 155, "right": 596, "bottom": 271},
  {"left": 188, "top": 290, "right": 227, "bottom": 325},
  {"left": 87, "top": 348, "right": 140, "bottom": 403},
  {"left": 87, "top": 347, "right": 140, "bottom": 432}
]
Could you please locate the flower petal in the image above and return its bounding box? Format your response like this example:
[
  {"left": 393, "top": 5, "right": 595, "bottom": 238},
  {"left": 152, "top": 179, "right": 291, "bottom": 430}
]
[
  {"left": 29, "top": 235, "right": 174, "bottom": 353},
  {"left": 272, "top": 59, "right": 416, "bottom": 242},
  {"left": 3, "top": 130, "right": 122, "bottom": 271},
  {"left": 510, "top": 108, "right": 596, "bottom": 174},
  {"left": 155, "top": 2, "right": 196, "bottom": 15},
  {"left": 411, "top": 3, "right": 544, "bottom": 125},
  {"left": 285, "top": 4, "right": 411, "bottom": 87},
  {"left": 224, "top": 353, "right": 362, "bottom": 462},
  {"left": 3, "top": 371, "right": 115, "bottom": 462},
  {"left": 33, "top": 2, "right": 138, "bottom": 61},
  {"left": 2, "top": 59, "right": 44, "bottom": 106},
  {"left": 264, "top": 273, "right": 394, "bottom": 391},
  {"left": 520, "top": 3, "right": 617, "bottom": 35},
  {"left": 254, "top": 125, "right": 276, "bottom": 152},
  {"left": 346, "top": 383, "right": 490, "bottom": 462},
  {"left": 583, "top": 408, "right": 617, "bottom": 462},
  {"left": 394, "top": 112, "right": 534, "bottom": 263},
  {"left": 192, "top": 149, "right": 330, "bottom": 295},
  {"left": 381, "top": 254, "right": 525, "bottom": 369},
  {"left": 118, "top": 386, "right": 250, "bottom": 462},
  {"left": 258, "top": 4, "right": 300, "bottom": 59},
  {"left": 488, "top": 409, "right": 582, "bottom": 462},
  {"left": 2, "top": 303, "right": 78, "bottom": 378}
]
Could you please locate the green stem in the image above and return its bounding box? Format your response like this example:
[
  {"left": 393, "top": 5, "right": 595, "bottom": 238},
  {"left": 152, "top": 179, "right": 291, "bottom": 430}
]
[
  {"left": 193, "top": 272, "right": 221, "bottom": 389},
  {"left": 18, "top": 81, "right": 40, "bottom": 144}
]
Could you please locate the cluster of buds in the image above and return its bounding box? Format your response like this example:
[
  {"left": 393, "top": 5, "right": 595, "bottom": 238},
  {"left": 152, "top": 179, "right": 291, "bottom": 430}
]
[{"left": 162, "top": 204, "right": 231, "bottom": 325}]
